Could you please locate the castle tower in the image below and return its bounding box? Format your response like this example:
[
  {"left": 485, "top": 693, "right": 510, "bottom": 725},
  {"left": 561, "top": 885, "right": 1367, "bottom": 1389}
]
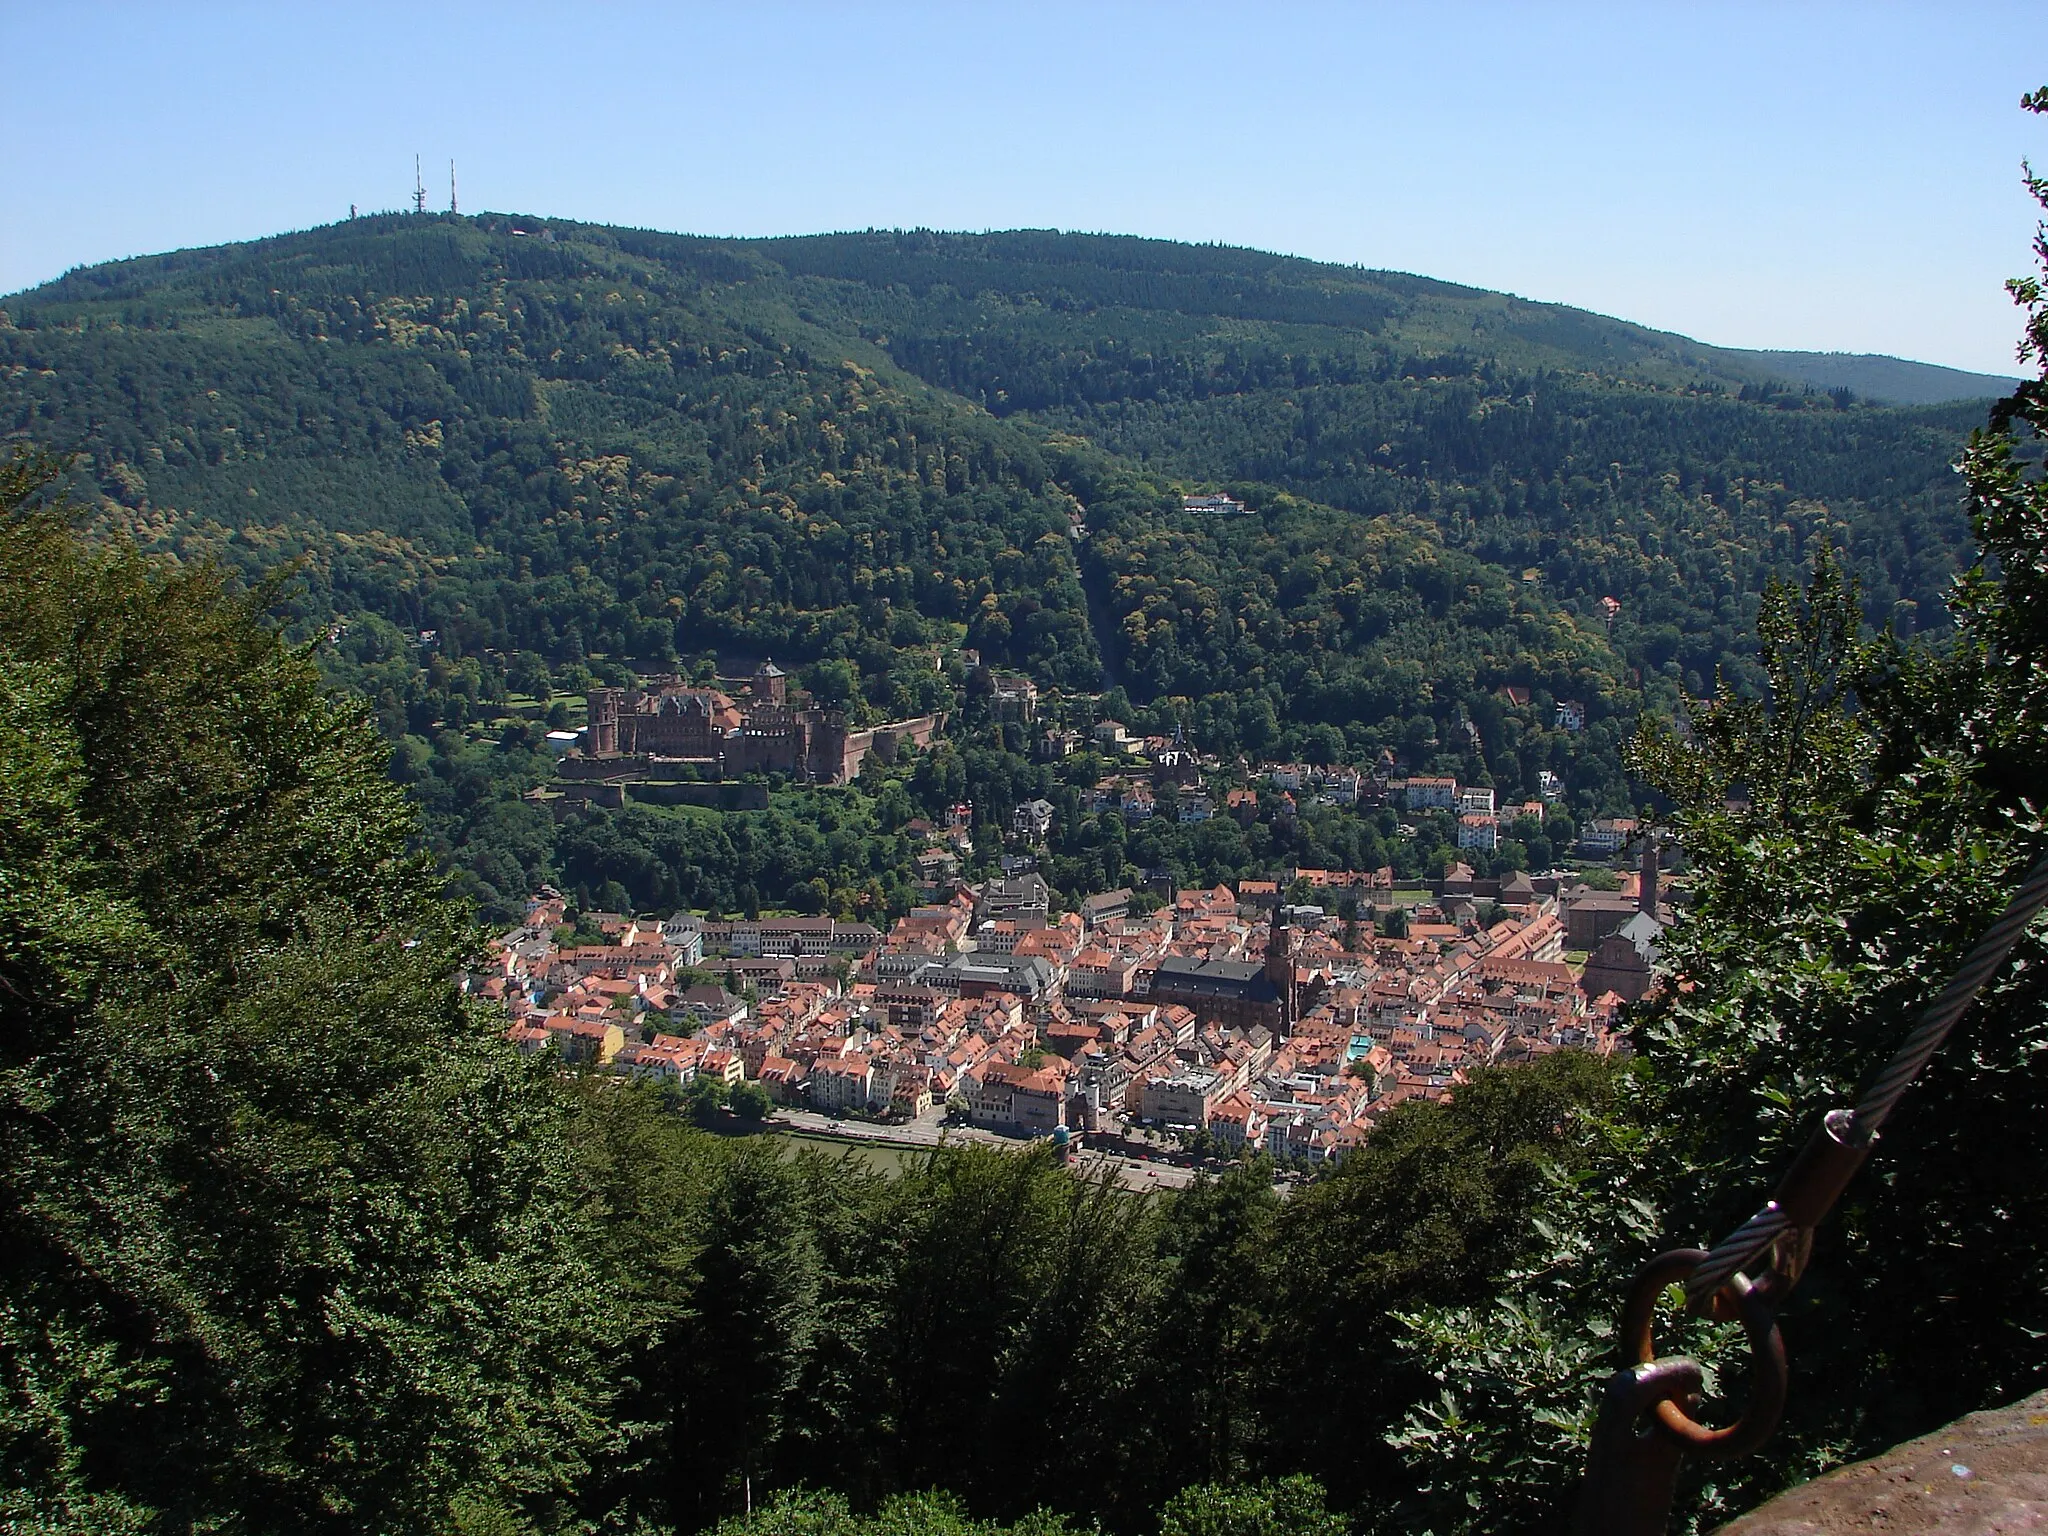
[
  {"left": 753, "top": 658, "right": 788, "bottom": 706},
  {"left": 588, "top": 687, "right": 624, "bottom": 755},
  {"left": 813, "top": 711, "right": 851, "bottom": 784}
]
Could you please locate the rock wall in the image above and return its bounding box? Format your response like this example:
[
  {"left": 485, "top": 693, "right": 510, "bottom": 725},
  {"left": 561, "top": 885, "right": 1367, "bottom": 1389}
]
[{"left": 1716, "top": 1388, "right": 2048, "bottom": 1533}]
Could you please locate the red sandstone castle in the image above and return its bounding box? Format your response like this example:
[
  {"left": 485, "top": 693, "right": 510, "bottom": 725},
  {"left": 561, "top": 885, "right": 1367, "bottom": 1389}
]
[{"left": 582, "top": 660, "right": 940, "bottom": 785}]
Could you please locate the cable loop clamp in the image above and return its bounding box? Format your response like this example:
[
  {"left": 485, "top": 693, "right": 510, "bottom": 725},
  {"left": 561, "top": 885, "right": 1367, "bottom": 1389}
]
[{"left": 1623, "top": 1248, "right": 1789, "bottom": 1459}]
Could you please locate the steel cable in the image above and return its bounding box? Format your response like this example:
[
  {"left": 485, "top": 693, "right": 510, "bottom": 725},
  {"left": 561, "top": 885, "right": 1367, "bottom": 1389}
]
[
  {"left": 1684, "top": 853, "right": 2048, "bottom": 1310},
  {"left": 1848, "top": 855, "right": 2048, "bottom": 1134}
]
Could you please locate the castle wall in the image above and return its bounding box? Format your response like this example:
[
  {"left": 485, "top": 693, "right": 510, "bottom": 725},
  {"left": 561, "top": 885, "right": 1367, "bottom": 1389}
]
[
  {"left": 626, "top": 782, "right": 771, "bottom": 811},
  {"left": 869, "top": 715, "right": 941, "bottom": 765},
  {"left": 557, "top": 753, "right": 651, "bottom": 781}
]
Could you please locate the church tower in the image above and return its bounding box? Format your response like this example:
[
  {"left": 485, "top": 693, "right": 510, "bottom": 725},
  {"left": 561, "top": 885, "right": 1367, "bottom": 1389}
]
[
  {"left": 1638, "top": 829, "right": 1662, "bottom": 918},
  {"left": 1264, "top": 908, "right": 1296, "bottom": 1037}
]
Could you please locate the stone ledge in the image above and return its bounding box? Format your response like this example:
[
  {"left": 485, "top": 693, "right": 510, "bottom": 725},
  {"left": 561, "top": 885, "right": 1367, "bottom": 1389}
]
[{"left": 1716, "top": 1388, "right": 2048, "bottom": 1533}]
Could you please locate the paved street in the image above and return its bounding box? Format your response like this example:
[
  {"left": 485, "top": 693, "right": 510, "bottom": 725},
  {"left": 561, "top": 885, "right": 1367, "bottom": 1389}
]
[{"left": 768, "top": 1106, "right": 1216, "bottom": 1192}]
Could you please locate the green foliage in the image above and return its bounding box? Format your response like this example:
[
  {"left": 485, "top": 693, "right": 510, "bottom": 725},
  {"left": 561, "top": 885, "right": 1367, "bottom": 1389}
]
[
  {"left": 683, "top": 1073, "right": 732, "bottom": 1124},
  {"left": 802, "top": 230, "right": 1974, "bottom": 681},
  {"left": 0, "top": 451, "right": 614, "bottom": 1534},
  {"left": 1603, "top": 143, "right": 2048, "bottom": 1485},
  {"left": 707, "top": 1488, "right": 1083, "bottom": 1536},
  {"left": 550, "top": 1066, "right": 1624, "bottom": 1536},
  {"left": 1156, "top": 1476, "right": 1348, "bottom": 1536},
  {"left": 1647, "top": 277, "right": 2048, "bottom": 1444},
  {"left": 1253, "top": 1055, "right": 1625, "bottom": 1523},
  {"left": 1365, "top": 113, "right": 2048, "bottom": 1531},
  {"left": 660, "top": 1145, "right": 825, "bottom": 1527},
  {"left": 1069, "top": 468, "right": 1636, "bottom": 804},
  {"left": 1366, "top": 527, "right": 2048, "bottom": 1530},
  {"left": 565, "top": 1054, "right": 1608, "bottom": 1534},
  {"left": 4, "top": 217, "right": 1100, "bottom": 691}
]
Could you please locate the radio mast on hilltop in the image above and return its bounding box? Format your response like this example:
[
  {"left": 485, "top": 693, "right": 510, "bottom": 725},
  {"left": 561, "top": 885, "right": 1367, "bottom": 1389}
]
[
  {"left": 412, "top": 155, "right": 427, "bottom": 214},
  {"left": 449, "top": 160, "right": 458, "bottom": 214}
]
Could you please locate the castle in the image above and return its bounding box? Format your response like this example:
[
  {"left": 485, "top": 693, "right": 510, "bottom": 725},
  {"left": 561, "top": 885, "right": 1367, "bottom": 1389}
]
[{"left": 581, "top": 660, "right": 940, "bottom": 785}]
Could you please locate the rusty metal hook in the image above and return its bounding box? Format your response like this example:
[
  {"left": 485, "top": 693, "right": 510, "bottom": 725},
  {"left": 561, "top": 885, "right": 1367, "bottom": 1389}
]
[
  {"left": 1574, "top": 1249, "right": 1790, "bottom": 1534},
  {"left": 1622, "top": 1249, "right": 1788, "bottom": 1458}
]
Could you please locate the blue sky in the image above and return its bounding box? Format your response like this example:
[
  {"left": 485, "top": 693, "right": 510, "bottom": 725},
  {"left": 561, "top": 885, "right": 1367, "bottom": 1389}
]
[{"left": 5, "top": 1, "right": 2043, "bottom": 374}]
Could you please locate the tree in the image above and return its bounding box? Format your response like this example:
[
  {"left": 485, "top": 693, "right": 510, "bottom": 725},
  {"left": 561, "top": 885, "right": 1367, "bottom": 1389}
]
[
  {"left": 706, "top": 1488, "right": 1082, "bottom": 1536},
  {"left": 658, "top": 1146, "right": 823, "bottom": 1529},
  {"left": 0, "top": 449, "right": 614, "bottom": 1535},
  {"left": 731, "top": 1081, "right": 773, "bottom": 1121},
  {"left": 1626, "top": 111, "right": 2048, "bottom": 1472},
  {"left": 1373, "top": 100, "right": 2048, "bottom": 1531},
  {"left": 683, "top": 1073, "right": 731, "bottom": 1125}
]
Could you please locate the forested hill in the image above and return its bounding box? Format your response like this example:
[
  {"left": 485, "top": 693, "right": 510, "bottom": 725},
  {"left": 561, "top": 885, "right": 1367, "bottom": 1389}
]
[
  {"left": 1719, "top": 346, "right": 2018, "bottom": 406},
  {"left": 0, "top": 215, "right": 1985, "bottom": 878},
  {"left": 734, "top": 228, "right": 2015, "bottom": 404}
]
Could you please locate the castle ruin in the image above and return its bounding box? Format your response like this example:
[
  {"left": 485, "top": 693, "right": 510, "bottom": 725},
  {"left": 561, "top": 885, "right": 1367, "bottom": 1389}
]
[{"left": 581, "top": 660, "right": 941, "bottom": 785}]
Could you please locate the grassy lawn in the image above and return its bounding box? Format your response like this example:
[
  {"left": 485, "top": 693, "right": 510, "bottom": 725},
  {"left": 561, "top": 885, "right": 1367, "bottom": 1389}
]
[
  {"left": 773, "top": 1132, "right": 925, "bottom": 1175},
  {"left": 640, "top": 800, "right": 725, "bottom": 825}
]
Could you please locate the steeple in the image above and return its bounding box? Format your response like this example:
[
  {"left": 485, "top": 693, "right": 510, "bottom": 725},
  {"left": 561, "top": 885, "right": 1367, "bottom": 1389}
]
[{"left": 1264, "top": 907, "right": 1295, "bottom": 1038}]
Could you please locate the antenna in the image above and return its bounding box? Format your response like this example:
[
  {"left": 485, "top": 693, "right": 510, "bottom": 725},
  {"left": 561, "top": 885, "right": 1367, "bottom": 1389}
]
[
  {"left": 413, "top": 155, "right": 427, "bottom": 214},
  {"left": 449, "top": 159, "right": 458, "bottom": 215}
]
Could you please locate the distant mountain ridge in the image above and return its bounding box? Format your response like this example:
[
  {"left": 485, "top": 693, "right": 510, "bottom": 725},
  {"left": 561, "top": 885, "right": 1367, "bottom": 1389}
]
[
  {"left": 14, "top": 221, "right": 2011, "bottom": 405},
  {"left": 1713, "top": 346, "right": 2018, "bottom": 406},
  {"left": 715, "top": 227, "right": 2016, "bottom": 405}
]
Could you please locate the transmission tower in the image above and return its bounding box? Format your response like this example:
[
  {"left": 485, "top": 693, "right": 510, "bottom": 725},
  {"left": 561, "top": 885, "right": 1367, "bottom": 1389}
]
[
  {"left": 413, "top": 155, "right": 427, "bottom": 214},
  {"left": 449, "top": 160, "right": 458, "bottom": 214}
]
